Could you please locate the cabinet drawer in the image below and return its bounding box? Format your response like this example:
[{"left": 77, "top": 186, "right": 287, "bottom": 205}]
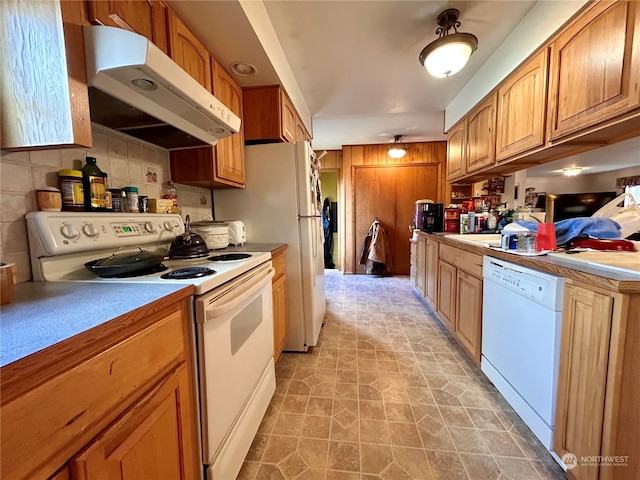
[
  {"left": 439, "top": 244, "right": 482, "bottom": 278},
  {"left": 1, "top": 308, "right": 185, "bottom": 480},
  {"left": 272, "top": 252, "right": 286, "bottom": 281}
]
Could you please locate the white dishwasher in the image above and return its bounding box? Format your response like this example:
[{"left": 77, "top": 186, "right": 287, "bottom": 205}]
[{"left": 481, "top": 256, "right": 564, "bottom": 455}]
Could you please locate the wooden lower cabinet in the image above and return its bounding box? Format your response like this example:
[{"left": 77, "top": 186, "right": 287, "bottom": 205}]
[
  {"left": 425, "top": 238, "right": 439, "bottom": 308},
  {"left": 272, "top": 247, "right": 288, "bottom": 363},
  {"left": 70, "top": 364, "right": 197, "bottom": 480},
  {"left": 0, "top": 295, "right": 199, "bottom": 480},
  {"left": 455, "top": 270, "right": 483, "bottom": 361},
  {"left": 554, "top": 282, "right": 640, "bottom": 480},
  {"left": 415, "top": 235, "right": 427, "bottom": 297},
  {"left": 437, "top": 260, "right": 457, "bottom": 331}
]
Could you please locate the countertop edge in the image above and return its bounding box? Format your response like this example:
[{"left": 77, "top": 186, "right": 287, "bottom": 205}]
[{"left": 416, "top": 231, "right": 640, "bottom": 293}]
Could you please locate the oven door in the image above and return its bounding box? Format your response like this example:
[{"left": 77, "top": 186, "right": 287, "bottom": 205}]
[{"left": 195, "top": 261, "right": 275, "bottom": 477}]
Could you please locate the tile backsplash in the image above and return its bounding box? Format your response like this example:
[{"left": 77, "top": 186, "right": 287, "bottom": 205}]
[{"left": 0, "top": 124, "right": 213, "bottom": 283}]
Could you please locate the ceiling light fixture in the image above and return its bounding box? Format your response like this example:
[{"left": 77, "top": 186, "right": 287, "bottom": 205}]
[
  {"left": 418, "top": 8, "right": 478, "bottom": 78},
  {"left": 388, "top": 135, "right": 407, "bottom": 159},
  {"left": 562, "top": 167, "right": 583, "bottom": 176},
  {"left": 230, "top": 61, "right": 257, "bottom": 77}
]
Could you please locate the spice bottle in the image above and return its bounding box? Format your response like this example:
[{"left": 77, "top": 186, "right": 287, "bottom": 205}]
[
  {"left": 123, "top": 186, "right": 139, "bottom": 213},
  {"left": 163, "top": 181, "right": 178, "bottom": 214},
  {"left": 103, "top": 173, "right": 112, "bottom": 211},
  {"left": 82, "top": 157, "right": 107, "bottom": 211}
]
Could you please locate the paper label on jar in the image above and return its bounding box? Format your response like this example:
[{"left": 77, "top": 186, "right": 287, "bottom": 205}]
[{"left": 88, "top": 176, "right": 106, "bottom": 209}]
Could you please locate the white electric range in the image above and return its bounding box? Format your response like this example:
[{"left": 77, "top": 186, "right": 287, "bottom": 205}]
[{"left": 26, "top": 211, "right": 276, "bottom": 480}]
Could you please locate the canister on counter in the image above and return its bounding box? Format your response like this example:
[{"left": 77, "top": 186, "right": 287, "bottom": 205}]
[
  {"left": 459, "top": 213, "right": 470, "bottom": 234},
  {"left": 109, "top": 189, "right": 122, "bottom": 211},
  {"left": 59, "top": 169, "right": 84, "bottom": 211},
  {"left": 138, "top": 195, "right": 149, "bottom": 213},
  {"left": 123, "top": 186, "right": 139, "bottom": 213}
]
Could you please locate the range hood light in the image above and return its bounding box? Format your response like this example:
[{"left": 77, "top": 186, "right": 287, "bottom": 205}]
[{"left": 131, "top": 78, "right": 158, "bottom": 91}]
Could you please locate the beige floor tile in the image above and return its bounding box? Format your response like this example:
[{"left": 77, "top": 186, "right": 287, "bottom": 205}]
[
  {"left": 327, "top": 441, "right": 360, "bottom": 472},
  {"left": 241, "top": 273, "right": 564, "bottom": 480},
  {"left": 359, "top": 418, "right": 391, "bottom": 444}
]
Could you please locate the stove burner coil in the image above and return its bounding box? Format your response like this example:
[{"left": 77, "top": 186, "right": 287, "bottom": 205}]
[
  {"left": 161, "top": 266, "right": 216, "bottom": 279},
  {"left": 208, "top": 253, "right": 252, "bottom": 261}
]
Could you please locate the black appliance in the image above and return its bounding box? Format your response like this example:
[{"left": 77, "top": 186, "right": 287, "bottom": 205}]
[
  {"left": 421, "top": 203, "right": 444, "bottom": 232},
  {"left": 545, "top": 192, "right": 617, "bottom": 222}
]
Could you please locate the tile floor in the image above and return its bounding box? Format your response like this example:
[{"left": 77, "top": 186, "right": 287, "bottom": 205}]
[{"left": 238, "top": 271, "right": 567, "bottom": 480}]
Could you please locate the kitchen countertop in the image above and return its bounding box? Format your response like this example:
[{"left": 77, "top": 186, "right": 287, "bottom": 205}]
[
  {"left": 418, "top": 231, "right": 640, "bottom": 294},
  {"left": 0, "top": 282, "right": 194, "bottom": 368},
  {"left": 213, "top": 243, "right": 287, "bottom": 256}
]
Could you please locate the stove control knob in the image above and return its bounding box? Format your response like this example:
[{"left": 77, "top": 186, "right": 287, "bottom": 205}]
[
  {"left": 163, "top": 221, "right": 176, "bottom": 232},
  {"left": 82, "top": 223, "right": 99, "bottom": 238},
  {"left": 144, "top": 222, "right": 156, "bottom": 233},
  {"left": 60, "top": 223, "right": 80, "bottom": 240}
]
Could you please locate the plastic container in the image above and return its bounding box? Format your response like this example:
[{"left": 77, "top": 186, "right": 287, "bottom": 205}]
[
  {"left": 460, "top": 213, "right": 469, "bottom": 234},
  {"left": 37, "top": 187, "right": 62, "bottom": 212},
  {"left": 59, "top": 169, "right": 84, "bottom": 211},
  {"left": 123, "top": 186, "right": 139, "bottom": 213}
]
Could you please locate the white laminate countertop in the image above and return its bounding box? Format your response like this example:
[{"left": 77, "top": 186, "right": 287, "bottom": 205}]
[{"left": 0, "top": 282, "right": 193, "bottom": 368}]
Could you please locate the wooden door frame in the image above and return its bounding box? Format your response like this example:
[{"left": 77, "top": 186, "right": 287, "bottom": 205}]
[{"left": 320, "top": 166, "right": 343, "bottom": 272}]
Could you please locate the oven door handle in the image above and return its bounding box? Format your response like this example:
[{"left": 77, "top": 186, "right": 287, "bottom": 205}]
[{"left": 204, "top": 267, "right": 274, "bottom": 319}]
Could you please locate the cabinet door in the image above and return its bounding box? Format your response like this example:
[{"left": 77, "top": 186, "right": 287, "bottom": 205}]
[
  {"left": 425, "top": 239, "right": 439, "bottom": 308},
  {"left": 296, "top": 115, "right": 308, "bottom": 142},
  {"left": 1, "top": 0, "right": 92, "bottom": 150},
  {"left": 554, "top": 284, "right": 613, "bottom": 480},
  {"left": 415, "top": 236, "right": 427, "bottom": 297},
  {"left": 70, "top": 364, "right": 199, "bottom": 480},
  {"left": 547, "top": 1, "right": 640, "bottom": 141},
  {"left": 496, "top": 49, "right": 548, "bottom": 162},
  {"left": 167, "top": 9, "right": 211, "bottom": 92},
  {"left": 88, "top": 1, "right": 168, "bottom": 54},
  {"left": 212, "top": 59, "right": 246, "bottom": 187},
  {"left": 446, "top": 121, "right": 466, "bottom": 181},
  {"left": 272, "top": 274, "right": 288, "bottom": 363},
  {"left": 455, "top": 271, "right": 482, "bottom": 363},
  {"left": 281, "top": 91, "right": 297, "bottom": 142},
  {"left": 437, "top": 261, "right": 456, "bottom": 332},
  {"left": 466, "top": 94, "right": 497, "bottom": 173}
]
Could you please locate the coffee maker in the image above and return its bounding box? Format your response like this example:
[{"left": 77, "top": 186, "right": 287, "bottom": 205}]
[{"left": 415, "top": 200, "right": 444, "bottom": 233}]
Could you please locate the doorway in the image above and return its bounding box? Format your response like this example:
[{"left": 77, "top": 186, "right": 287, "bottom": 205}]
[{"left": 320, "top": 170, "right": 340, "bottom": 270}]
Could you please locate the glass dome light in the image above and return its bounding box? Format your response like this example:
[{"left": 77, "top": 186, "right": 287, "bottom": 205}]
[{"left": 419, "top": 9, "right": 478, "bottom": 78}]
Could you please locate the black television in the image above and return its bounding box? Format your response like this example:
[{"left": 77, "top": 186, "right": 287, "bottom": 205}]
[{"left": 545, "top": 192, "right": 618, "bottom": 222}]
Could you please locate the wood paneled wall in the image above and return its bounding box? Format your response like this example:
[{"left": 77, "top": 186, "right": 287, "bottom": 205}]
[{"left": 319, "top": 142, "right": 447, "bottom": 274}]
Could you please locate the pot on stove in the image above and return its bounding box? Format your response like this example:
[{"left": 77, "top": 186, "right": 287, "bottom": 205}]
[
  {"left": 84, "top": 247, "right": 165, "bottom": 277},
  {"left": 190, "top": 216, "right": 229, "bottom": 250},
  {"left": 168, "top": 215, "right": 210, "bottom": 259}
]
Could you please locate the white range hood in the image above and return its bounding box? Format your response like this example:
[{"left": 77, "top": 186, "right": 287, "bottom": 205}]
[{"left": 83, "top": 25, "right": 241, "bottom": 149}]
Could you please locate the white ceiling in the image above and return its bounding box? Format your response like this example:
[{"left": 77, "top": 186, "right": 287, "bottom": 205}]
[
  {"left": 167, "top": 0, "right": 537, "bottom": 150},
  {"left": 167, "top": 0, "right": 639, "bottom": 177}
]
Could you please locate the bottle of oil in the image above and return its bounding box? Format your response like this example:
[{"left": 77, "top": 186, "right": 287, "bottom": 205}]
[{"left": 82, "top": 156, "right": 107, "bottom": 211}]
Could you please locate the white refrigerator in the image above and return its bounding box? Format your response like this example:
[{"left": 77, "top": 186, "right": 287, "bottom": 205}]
[{"left": 214, "top": 141, "right": 326, "bottom": 352}]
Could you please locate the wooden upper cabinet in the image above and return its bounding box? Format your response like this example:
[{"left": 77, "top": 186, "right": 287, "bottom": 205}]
[
  {"left": 243, "top": 85, "right": 307, "bottom": 143},
  {"left": 1, "top": 0, "right": 92, "bottom": 150},
  {"left": 167, "top": 8, "right": 211, "bottom": 92},
  {"left": 496, "top": 49, "right": 549, "bottom": 162},
  {"left": 547, "top": 1, "right": 640, "bottom": 142},
  {"left": 212, "top": 59, "right": 245, "bottom": 187},
  {"left": 446, "top": 121, "right": 467, "bottom": 181},
  {"left": 296, "top": 115, "right": 311, "bottom": 143},
  {"left": 87, "top": 0, "right": 168, "bottom": 54},
  {"left": 281, "top": 91, "right": 296, "bottom": 142},
  {"left": 466, "top": 93, "right": 497, "bottom": 173},
  {"left": 170, "top": 60, "right": 245, "bottom": 189}
]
